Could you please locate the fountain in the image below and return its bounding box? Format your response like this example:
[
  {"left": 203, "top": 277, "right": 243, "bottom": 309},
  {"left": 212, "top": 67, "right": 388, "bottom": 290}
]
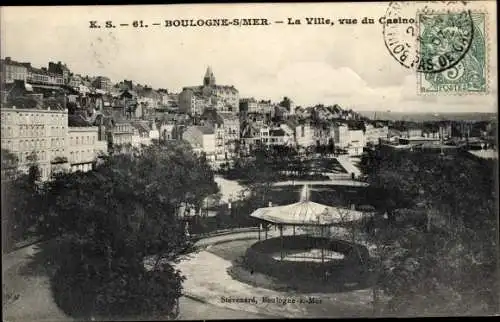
[{"left": 299, "top": 184, "right": 309, "bottom": 202}]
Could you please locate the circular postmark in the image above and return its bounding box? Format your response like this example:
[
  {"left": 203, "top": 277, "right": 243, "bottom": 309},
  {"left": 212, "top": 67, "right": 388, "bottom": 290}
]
[{"left": 382, "top": 1, "right": 474, "bottom": 73}]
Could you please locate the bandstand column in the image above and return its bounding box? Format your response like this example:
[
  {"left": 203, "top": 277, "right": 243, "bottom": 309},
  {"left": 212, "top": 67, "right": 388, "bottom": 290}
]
[
  {"left": 321, "top": 225, "right": 325, "bottom": 263},
  {"left": 265, "top": 224, "right": 268, "bottom": 240},
  {"left": 280, "top": 224, "right": 284, "bottom": 260},
  {"left": 293, "top": 225, "right": 295, "bottom": 236},
  {"left": 258, "top": 223, "right": 262, "bottom": 241}
]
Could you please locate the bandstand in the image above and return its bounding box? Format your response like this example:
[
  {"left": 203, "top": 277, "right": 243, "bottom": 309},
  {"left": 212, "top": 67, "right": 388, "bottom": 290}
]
[{"left": 245, "top": 185, "right": 372, "bottom": 286}]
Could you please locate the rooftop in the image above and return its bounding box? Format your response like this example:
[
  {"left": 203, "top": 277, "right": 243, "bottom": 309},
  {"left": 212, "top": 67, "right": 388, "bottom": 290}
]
[
  {"left": 1, "top": 58, "right": 29, "bottom": 68},
  {"left": 131, "top": 122, "right": 151, "bottom": 134},
  {"left": 68, "top": 114, "right": 92, "bottom": 127},
  {"left": 269, "top": 128, "right": 286, "bottom": 137},
  {"left": 194, "top": 125, "right": 215, "bottom": 135},
  {"left": 250, "top": 185, "right": 365, "bottom": 226}
]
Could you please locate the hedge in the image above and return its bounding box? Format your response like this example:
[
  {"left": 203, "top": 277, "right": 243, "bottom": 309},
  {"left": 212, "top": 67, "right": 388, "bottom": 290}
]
[{"left": 244, "top": 236, "right": 371, "bottom": 285}]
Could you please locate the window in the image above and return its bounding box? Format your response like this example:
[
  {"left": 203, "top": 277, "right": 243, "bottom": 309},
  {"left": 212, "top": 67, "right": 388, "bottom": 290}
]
[
  {"left": 76, "top": 137, "right": 79, "bottom": 145},
  {"left": 301, "top": 126, "right": 305, "bottom": 137},
  {"left": 70, "top": 152, "right": 74, "bottom": 163}
]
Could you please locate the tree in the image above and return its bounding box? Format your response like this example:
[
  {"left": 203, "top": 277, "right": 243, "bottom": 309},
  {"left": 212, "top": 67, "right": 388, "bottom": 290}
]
[
  {"left": 1, "top": 150, "right": 43, "bottom": 251},
  {"left": 37, "top": 141, "right": 218, "bottom": 319},
  {"left": 362, "top": 147, "right": 498, "bottom": 316},
  {"left": 278, "top": 96, "right": 292, "bottom": 111}
]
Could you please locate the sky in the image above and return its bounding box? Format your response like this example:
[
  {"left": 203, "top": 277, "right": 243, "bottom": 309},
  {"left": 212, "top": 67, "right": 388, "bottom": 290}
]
[{"left": 1, "top": 2, "right": 497, "bottom": 113}]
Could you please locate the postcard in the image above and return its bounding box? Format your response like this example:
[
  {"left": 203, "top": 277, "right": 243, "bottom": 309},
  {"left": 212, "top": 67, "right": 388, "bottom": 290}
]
[{"left": 1, "top": 1, "right": 498, "bottom": 320}]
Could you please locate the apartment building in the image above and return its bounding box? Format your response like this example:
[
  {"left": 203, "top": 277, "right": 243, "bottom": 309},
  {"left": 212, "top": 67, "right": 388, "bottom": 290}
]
[
  {"left": 68, "top": 126, "right": 107, "bottom": 172},
  {"left": 1, "top": 106, "right": 68, "bottom": 180}
]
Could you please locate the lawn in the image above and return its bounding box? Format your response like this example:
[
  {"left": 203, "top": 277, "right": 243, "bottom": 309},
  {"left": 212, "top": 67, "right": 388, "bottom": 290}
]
[
  {"left": 206, "top": 239, "right": 256, "bottom": 262},
  {"left": 308, "top": 158, "right": 348, "bottom": 174}
]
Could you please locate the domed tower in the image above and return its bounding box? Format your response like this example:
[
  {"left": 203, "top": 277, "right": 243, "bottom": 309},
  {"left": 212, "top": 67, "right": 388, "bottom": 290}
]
[{"left": 203, "top": 66, "right": 216, "bottom": 87}]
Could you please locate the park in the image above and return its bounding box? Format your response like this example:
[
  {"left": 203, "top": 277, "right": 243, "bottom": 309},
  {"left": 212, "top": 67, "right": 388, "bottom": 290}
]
[{"left": 2, "top": 142, "right": 498, "bottom": 320}]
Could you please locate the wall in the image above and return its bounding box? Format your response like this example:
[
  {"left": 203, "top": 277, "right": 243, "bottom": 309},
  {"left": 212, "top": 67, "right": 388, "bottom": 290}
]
[
  {"left": 202, "top": 132, "right": 216, "bottom": 155},
  {"left": 348, "top": 129, "right": 365, "bottom": 156},
  {"left": 295, "top": 123, "right": 315, "bottom": 147}
]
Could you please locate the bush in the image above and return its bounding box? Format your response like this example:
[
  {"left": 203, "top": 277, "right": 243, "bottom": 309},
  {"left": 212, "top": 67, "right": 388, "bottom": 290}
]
[
  {"left": 51, "top": 259, "right": 100, "bottom": 318},
  {"left": 52, "top": 254, "right": 184, "bottom": 320},
  {"left": 93, "top": 263, "right": 184, "bottom": 319}
]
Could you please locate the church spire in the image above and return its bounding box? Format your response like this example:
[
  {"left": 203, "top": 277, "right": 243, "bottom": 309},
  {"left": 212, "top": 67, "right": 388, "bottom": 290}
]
[{"left": 203, "top": 66, "right": 216, "bottom": 87}]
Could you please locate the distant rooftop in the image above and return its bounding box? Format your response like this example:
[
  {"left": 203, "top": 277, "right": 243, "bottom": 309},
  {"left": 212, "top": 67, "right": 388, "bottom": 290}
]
[
  {"left": 68, "top": 114, "right": 92, "bottom": 127},
  {"left": 270, "top": 128, "right": 286, "bottom": 136},
  {"left": 194, "top": 125, "right": 215, "bottom": 135}
]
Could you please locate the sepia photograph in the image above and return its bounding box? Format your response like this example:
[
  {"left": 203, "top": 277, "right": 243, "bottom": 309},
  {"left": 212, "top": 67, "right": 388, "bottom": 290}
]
[{"left": 1, "top": 1, "right": 498, "bottom": 320}]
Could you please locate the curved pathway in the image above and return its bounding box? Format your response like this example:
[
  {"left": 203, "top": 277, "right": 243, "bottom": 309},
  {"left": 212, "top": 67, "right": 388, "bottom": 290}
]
[
  {"left": 2, "top": 238, "right": 274, "bottom": 321},
  {"left": 176, "top": 230, "right": 374, "bottom": 318},
  {"left": 2, "top": 242, "right": 70, "bottom": 322}
]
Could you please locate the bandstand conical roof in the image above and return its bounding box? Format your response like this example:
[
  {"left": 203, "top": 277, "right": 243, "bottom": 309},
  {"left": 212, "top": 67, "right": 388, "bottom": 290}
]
[{"left": 249, "top": 185, "right": 365, "bottom": 226}]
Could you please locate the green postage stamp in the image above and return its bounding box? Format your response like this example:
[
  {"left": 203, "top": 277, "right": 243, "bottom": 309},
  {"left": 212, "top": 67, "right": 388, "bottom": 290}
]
[{"left": 417, "top": 11, "right": 487, "bottom": 94}]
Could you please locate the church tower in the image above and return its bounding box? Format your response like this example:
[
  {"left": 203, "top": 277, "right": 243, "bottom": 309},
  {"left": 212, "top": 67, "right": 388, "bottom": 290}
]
[{"left": 203, "top": 66, "right": 216, "bottom": 87}]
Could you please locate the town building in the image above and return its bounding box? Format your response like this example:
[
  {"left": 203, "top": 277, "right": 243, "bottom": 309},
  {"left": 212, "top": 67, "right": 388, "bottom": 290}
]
[
  {"left": 219, "top": 112, "right": 240, "bottom": 159},
  {"left": 109, "top": 121, "right": 134, "bottom": 148},
  {"left": 259, "top": 126, "right": 294, "bottom": 148},
  {"left": 295, "top": 121, "right": 315, "bottom": 148},
  {"left": 183, "top": 125, "right": 216, "bottom": 161},
  {"left": 67, "top": 119, "right": 107, "bottom": 173},
  {"left": 159, "top": 123, "right": 176, "bottom": 141},
  {"left": 347, "top": 128, "right": 366, "bottom": 156},
  {"left": 130, "top": 121, "right": 160, "bottom": 147},
  {"left": 1, "top": 57, "right": 29, "bottom": 84},
  {"left": 91, "top": 76, "right": 112, "bottom": 93},
  {"left": 273, "top": 105, "right": 290, "bottom": 120},
  {"left": 179, "top": 67, "right": 239, "bottom": 115},
  {"left": 334, "top": 123, "right": 350, "bottom": 149},
  {"left": 201, "top": 109, "right": 240, "bottom": 161},
  {"left": 26, "top": 65, "right": 64, "bottom": 86},
  {"left": 131, "top": 122, "right": 151, "bottom": 147},
  {"left": 178, "top": 89, "right": 207, "bottom": 116},
  {"left": 401, "top": 127, "right": 423, "bottom": 138},
  {"left": 240, "top": 98, "right": 273, "bottom": 115},
  {"left": 1, "top": 105, "right": 69, "bottom": 180},
  {"left": 48, "top": 61, "right": 71, "bottom": 85},
  {"left": 365, "top": 123, "right": 389, "bottom": 145},
  {"left": 136, "top": 87, "right": 161, "bottom": 119}
]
